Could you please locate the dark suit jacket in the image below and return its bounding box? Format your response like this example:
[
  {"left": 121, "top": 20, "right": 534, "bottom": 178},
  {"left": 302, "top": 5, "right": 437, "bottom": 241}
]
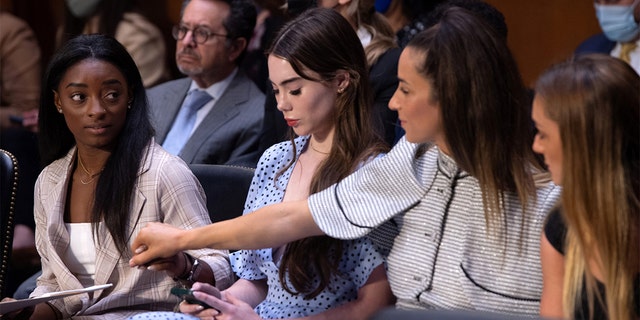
[
  {"left": 575, "top": 33, "right": 616, "bottom": 55},
  {"left": 147, "top": 71, "right": 266, "bottom": 167}
]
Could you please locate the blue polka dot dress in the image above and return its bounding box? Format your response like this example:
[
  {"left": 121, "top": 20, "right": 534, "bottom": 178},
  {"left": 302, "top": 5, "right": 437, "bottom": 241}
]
[
  {"left": 128, "top": 313, "right": 197, "bottom": 320},
  {"left": 231, "top": 136, "right": 385, "bottom": 318}
]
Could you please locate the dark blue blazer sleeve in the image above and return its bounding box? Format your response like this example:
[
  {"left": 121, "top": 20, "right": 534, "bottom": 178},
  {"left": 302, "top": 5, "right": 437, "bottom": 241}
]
[{"left": 575, "top": 33, "right": 616, "bottom": 55}]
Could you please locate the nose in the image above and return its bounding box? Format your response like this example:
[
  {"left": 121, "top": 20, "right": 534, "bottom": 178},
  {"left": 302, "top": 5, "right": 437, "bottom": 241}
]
[
  {"left": 88, "top": 98, "right": 106, "bottom": 117},
  {"left": 275, "top": 94, "right": 291, "bottom": 112},
  {"left": 181, "top": 30, "right": 196, "bottom": 46},
  {"left": 531, "top": 134, "right": 543, "bottom": 155},
  {"left": 388, "top": 89, "right": 400, "bottom": 111}
]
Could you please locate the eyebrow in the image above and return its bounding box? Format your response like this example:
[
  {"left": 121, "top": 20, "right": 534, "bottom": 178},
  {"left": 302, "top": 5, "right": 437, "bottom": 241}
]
[
  {"left": 65, "top": 82, "right": 88, "bottom": 89},
  {"left": 531, "top": 117, "right": 543, "bottom": 129},
  {"left": 64, "top": 79, "right": 123, "bottom": 89},
  {"left": 103, "top": 79, "right": 123, "bottom": 86},
  {"left": 271, "top": 76, "right": 302, "bottom": 87},
  {"left": 180, "top": 22, "right": 213, "bottom": 29}
]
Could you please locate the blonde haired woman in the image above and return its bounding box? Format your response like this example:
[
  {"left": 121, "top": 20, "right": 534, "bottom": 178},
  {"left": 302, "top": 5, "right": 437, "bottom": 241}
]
[{"left": 533, "top": 54, "right": 639, "bottom": 320}]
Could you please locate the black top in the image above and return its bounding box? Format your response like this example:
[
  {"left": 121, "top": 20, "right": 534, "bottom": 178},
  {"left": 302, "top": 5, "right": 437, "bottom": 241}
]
[
  {"left": 369, "top": 47, "right": 401, "bottom": 146},
  {"left": 544, "top": 209, "right": 640, "bottom": 319}
]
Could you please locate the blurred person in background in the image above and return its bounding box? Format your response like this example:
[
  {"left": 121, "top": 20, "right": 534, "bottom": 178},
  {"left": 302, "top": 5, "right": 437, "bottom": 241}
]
[
  {"left": 576, "top": 0, "right": 640, "bottom": 74},
  {"left": 319, "top": 0, "right": 401, "bottom": 146},
  {"left": 375, "top": 0, "right": 445, "bottom": 47},
  {"left": 240, "top": 0, "right": 288, "bottom": 93},
  {"left": 60, "top": 0, "right": 170, "bottom": 87},
  {"left": 0, "top": 9, "right": 43, "bottom": 296},
  {"left": 147, "top": 0, "right": 265, "bottom": 167}
]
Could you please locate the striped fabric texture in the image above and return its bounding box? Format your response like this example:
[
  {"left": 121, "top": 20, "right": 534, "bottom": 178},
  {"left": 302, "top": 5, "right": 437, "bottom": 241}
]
[{"left": 309, "top": 138, "right": 561, "bottom": 316}]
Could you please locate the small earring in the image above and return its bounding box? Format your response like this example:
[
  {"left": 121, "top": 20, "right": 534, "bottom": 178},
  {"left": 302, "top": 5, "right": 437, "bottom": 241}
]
[
  {"left": 337, "top": 88, "right": 344, "bottom": 93},
  {"left": 127, "top": 104, "right": 131, "bottom": 109},
  {"left": 57, "top": 108, "right": 63, "bottom": 113}
]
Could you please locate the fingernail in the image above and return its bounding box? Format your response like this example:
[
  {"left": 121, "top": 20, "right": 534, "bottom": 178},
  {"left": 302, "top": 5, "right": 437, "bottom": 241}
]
[{"left": 195, "top": 305, "right": 204, "bottom": 311}]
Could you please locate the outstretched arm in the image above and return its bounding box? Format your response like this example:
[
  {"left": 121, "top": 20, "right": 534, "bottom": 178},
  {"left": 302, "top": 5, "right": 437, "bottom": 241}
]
[{"left": 129, "top": 200, "right": 324, "bottom": 267}]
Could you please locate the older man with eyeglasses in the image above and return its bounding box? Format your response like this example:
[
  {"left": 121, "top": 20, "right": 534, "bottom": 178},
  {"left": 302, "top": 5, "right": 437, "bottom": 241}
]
[{"left": 147, "top": 0, "right": 265, "bottom": 168}]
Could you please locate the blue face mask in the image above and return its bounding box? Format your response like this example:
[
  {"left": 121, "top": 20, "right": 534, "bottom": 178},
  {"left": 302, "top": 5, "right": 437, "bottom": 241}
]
[
  {"left": 375, "top": 0, "right": 392, "bottom": 13},
  {"left": 594, "top": 0, "right": 640, "bottom": 42}
]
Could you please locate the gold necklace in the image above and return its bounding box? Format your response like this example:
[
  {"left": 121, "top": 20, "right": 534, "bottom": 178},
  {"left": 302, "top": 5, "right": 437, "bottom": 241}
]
[
  {"left": 77, "top": 154, "right": 103, "bottom": 185},
  {"left": 309, "top": 144, "right": 330, "bottom": 155}
]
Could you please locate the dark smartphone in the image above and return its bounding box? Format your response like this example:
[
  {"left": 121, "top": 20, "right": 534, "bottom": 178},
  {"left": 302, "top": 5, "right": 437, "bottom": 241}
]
[{"left": 170, "top": 286, "right": 216, "bottom": 309}]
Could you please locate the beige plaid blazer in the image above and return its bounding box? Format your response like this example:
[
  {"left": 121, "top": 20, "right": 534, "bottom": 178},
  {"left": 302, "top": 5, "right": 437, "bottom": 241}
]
[{"left": 31, "top": 141, "right": 233, "bottom": 319}]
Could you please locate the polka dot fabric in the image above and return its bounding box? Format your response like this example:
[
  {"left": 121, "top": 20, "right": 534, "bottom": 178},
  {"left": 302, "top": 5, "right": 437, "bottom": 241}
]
[
  {"left": 233, "top": 237, "right": 383, "bottom": 318},
  {"left": 128, "top": 312, "right": 198, "bottom": 319},
  {"left": 231, "top": 136, "right": 385, "bottom": 318}
]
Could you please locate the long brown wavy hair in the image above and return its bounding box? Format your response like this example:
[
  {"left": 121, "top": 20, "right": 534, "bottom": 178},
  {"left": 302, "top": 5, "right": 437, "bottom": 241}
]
[
  {"left": 535, "top": 54, "right": 640, "bottom": 320},
  {"left": 406, "top": 7, "right": 542, "bottom": 229},
  {"left": 268, "top": 8, "right": 388, "bottom": 299}
]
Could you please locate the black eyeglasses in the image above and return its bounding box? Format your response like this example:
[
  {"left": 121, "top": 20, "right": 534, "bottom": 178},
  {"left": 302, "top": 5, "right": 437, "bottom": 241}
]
[{"left": 172, "top": 25, "right": 228, "bottom": 44}]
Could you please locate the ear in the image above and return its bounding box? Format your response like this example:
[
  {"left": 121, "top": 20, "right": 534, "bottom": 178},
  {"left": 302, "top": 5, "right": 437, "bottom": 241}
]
[
  {"left": 335, "top": 70, "right": 351, "bottom": 92},
  {"left": 227, "top": 37, "right": 248, "bottom": 63},
  {"left": 53, "top": 90, "right": 62, "bottom": 110}
]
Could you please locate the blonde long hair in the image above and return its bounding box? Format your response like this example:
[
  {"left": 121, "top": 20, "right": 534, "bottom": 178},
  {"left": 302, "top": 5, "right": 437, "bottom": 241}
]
[
  {"left": 536, "top": 54, "right": 640, "bottom": 320},
  {"left": 341, "top": 0, "right": 397, "bottom": 66}
]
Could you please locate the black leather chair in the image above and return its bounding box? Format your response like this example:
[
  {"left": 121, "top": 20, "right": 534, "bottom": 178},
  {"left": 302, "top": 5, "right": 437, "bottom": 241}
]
[
  {"left": 0, "top": 149, "right": 18, "bottom": 297},
  {"left": 189, "top": 164, "right": 255, "bottom": 223}
]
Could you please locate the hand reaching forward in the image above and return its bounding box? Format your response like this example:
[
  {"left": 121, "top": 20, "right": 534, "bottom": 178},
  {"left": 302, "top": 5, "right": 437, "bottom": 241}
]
[
  {"left": 180, "top": 282, "right": 262, "bottom": 320},
  {"left": 129, "top": 222, "right": 186, "bottom": 268}
]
